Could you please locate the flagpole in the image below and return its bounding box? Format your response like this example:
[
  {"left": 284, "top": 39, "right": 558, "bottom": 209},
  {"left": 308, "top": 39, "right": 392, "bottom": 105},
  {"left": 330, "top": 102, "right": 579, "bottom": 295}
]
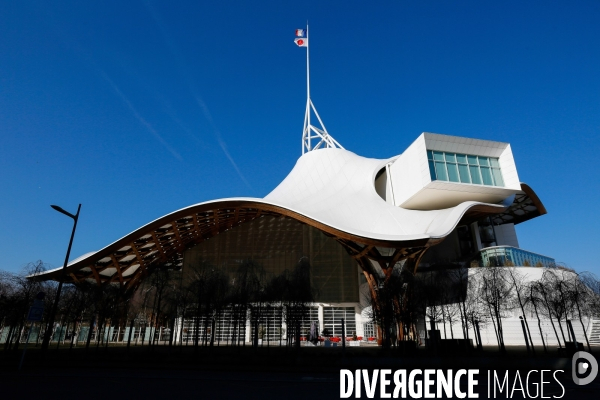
[
  {"left": 296, "top": 23, "right": 342, "bottom": 154},
  {"left": 306, "top": 23, "right": 310, "bottom": 152}
]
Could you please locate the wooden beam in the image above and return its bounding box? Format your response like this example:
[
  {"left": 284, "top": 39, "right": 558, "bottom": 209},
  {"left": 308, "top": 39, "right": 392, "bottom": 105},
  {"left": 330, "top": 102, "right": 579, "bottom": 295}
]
[
  {"left": 192, "top": 214, "right": 201, "bottom": 239},
  {"left": 150, "top": 231, "right": 167, "bottom": 261},
  {"left": 233, "top": 208, "right": 240, "bottom": 227},
  {"left": 171, "top": 220, "right": 185, "bottom": 252},
  {"left": 90, "top": 265, "right": 101, "bottom": 285},
  {"left": 212, "top": 209, "right": 220, "bottom": 235},
  {"left": 110, "top": 254, "right": 124, "bottom": 285}
]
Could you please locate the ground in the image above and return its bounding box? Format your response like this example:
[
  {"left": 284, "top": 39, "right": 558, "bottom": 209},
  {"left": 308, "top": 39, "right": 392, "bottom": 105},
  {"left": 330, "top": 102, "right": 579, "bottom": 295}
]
[{"left": 1, "top": 344, "right": 598, "bottom": 399}]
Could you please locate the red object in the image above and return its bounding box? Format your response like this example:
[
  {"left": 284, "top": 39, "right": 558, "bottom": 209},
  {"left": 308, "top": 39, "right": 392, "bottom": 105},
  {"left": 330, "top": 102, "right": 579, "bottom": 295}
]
[{"left": 357, "top": 336, "right": 363, "bottom": 340}]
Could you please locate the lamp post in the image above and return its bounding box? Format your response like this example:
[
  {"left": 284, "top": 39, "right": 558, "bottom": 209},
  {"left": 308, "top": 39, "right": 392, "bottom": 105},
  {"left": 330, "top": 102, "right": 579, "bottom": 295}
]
[{"left": 41, "top": 204, "right": 81, "bottom": 352}]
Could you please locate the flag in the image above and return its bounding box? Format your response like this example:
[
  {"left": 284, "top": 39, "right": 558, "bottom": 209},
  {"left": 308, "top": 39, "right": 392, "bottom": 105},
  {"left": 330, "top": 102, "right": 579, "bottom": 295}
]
[
  {"left": 295, "top": 29, "right": 305, "bottom": 37},
  {"left": 294, "top": 38, "right": 308, "bottom": 47}
]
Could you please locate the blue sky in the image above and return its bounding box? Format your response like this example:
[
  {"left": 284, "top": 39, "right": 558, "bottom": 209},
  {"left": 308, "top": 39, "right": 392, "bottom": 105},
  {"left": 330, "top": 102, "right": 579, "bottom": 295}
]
[{"left": 1, "top": 1, "right": 599, "bottom": 275}]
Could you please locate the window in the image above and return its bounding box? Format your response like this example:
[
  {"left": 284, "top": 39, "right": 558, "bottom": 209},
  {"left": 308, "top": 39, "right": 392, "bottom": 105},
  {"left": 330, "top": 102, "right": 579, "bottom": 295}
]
[
  {"left": 323, "top": 307, "right": 356, "bottom": 337},
  {"left": 427, "top": 150, "right": 504, "bottom": 187}
]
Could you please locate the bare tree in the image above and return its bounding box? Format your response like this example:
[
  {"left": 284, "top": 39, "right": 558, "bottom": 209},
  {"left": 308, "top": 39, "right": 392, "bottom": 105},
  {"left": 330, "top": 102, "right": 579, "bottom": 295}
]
[
  {"left": 230, "top": 259, "right": 264, "bottom": 347},
  {"left": 143, "top": 265, "right": 177, "bottom": 348},
  {"left": 567, "top": 272, "right": 593, "bottom": 352},
  {"left": 580, "top": 273, "right": 600, "bottom": 322},
  {"left": 525, "top": 280, "right": 548, "bottom": 352},
  {"left": 283, "top": 257, "right": 314, "bottom": 350},
  {"left": 479, "top": 266, "right": 514, "bottom": 352},
  {"left": 2, "top": 262, "right": 52, "bottom": 350},
  {"left": 538, "top": 269, "right": 572, "bottom": 347},
  {"left": 459, "top": 269, "right": 488, "bottom": 349},
  {"left": 505, "top": 267, "right": 536, "bottom": 353}
]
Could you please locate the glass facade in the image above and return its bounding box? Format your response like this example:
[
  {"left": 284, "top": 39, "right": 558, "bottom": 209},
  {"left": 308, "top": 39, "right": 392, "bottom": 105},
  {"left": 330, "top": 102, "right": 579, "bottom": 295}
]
[
  {"left": 427, "top": 150, "right": 504, "bottom": 187},
  {"left": 183, "top": 215, "right": 360, "bottom": 303},
  {"left": 478, "top": 246, "right": 555, "bottom": 268},
  {"left": 323, "top": 306, "right": 357, "bottom": 337},
  {"left": 181, "top": 307, "right": 247, "bottom": 344}
]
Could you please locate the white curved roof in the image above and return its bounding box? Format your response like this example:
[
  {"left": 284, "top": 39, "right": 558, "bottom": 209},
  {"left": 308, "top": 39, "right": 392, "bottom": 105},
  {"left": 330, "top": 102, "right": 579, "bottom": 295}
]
[
  {"left": 265, "top": 148, "right": 505, "bottom": 241},
  {"left": 33, "top": 145, "right": 521, "bottom": 287}
]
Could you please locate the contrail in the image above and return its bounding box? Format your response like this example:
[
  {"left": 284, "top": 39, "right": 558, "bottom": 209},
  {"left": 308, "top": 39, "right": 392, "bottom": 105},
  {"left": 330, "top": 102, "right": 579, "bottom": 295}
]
[
  {"left": 195, "top": 95, "right": 253, "bottom": 189},
  {"left": 98, "top": 70, "right": 183, "bottom": 161},
  {"left": 144, "top": 1, "right": 253, "bottom": 190}
]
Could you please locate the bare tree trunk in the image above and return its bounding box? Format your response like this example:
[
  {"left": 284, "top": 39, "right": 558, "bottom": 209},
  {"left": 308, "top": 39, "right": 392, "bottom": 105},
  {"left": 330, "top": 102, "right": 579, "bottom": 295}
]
[
  {"left": 447, "top": 308, "right": 455, "bottom": 339},
  {"left": 530, "top": 298, "right": 547, "bottom": 353},
  {"left": 574, "top": 301, "right": 592, "bottom": 352},
  {"left": 556, "top": 318, "right": 568, "bottom": 345},
  {"left": 487, "top": 303, "right": 501, "bottom": 351},
  {"left": 4, "top": 325, "right": 15, "bottom": 350},
  {"left": 13, "top": 318, "right": 25, "bottom": 350},
  {"left": 127, "top": 318, "right": 134, "bottom": 351},
  {"left": 85, "top": 315, "right": 95, "bottom": 351},
  {"left": 441, "top": 308, "right": 447, "bottom": 339},
  {"left": 461, "top": 301, "right": 470, "bottom": 340}
]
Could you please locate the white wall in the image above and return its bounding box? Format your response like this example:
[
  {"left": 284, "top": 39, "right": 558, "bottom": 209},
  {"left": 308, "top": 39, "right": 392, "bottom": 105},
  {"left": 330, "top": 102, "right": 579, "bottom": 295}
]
[
  {"left": 388, "top": 132, "right": 522, "bottom": 210},
  {"left": 388, "top": 133, "right": 429, "bottom": 207},
  {"left": 425, "top": 267, "right": 594, "bottom": 347},
  {"left": 432, "top": 317, "right": 594, "bottom": 347}
]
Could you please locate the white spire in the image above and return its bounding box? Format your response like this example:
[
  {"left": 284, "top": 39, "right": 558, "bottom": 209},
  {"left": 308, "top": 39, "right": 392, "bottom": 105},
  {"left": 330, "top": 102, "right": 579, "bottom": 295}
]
[{"left": 298, "top": 24, "right": 343, "bottom": 154}]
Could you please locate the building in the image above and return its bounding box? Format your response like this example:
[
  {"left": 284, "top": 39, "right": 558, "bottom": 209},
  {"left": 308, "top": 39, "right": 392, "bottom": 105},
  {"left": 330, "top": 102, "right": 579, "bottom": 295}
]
[{"left": 33, "top": 127, "right": 571, "bottom": 344}]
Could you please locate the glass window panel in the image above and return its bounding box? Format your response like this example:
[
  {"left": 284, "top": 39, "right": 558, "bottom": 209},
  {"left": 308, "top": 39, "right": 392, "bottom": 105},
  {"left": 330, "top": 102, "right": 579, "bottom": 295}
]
[
  {"left": 469, "top": 165, "right": 482, "bottom": 184},
  {"left": 427, "top": 150, "right": 433, "bottom": 160},
  {"left": 478, "top": 156, "right": 490, "bottom": 166},
  {"left": 458, "top": 164, "right": 471, "bottom": 183},
  {"left": 467, "top": 155, "right": 478, "bottom": 165},
  {"left": 490, "top": 158, "right": 500, "bottom": 168},
  {"left": 428, "top": 160, "right": 437, "bottom": 181},
  {"left": 456, "top": 154, "right": 468, "bottom": 164},
  {"left": 445, "top": 153, "right": 456, "bottom": 162},
  {"left": 433, "top": 151, "right": 444, "bottom": 161},
  {"left": 447, "top": 163, "right": 460, "bottom": 182},
  {"left": 434, "top": 161, "right": 448, "bottom": 181},
  {"left": 481, "top": 167, "right": 493, "bottom": 185},
  {"left": 492, "top": 168, "right": 504, "bottom": 186}
]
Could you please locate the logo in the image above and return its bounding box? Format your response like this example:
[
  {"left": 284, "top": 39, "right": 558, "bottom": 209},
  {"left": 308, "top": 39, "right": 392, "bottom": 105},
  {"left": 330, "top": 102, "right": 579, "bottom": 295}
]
[{"left": 572, "top": 351, "right": 598, "bottom": 385}]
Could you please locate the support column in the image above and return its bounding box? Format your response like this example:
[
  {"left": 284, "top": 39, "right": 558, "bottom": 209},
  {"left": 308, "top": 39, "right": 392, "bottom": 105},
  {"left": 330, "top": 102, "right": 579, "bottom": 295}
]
[{"left": 318, "top": 304, "right": 324, "bottom": 335}]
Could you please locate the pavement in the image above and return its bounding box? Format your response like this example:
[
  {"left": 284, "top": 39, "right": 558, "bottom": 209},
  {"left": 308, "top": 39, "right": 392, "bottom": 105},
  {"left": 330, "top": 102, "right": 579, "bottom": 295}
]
[{"left": 0, "top": 344, "right": 598, "bottom": 399}]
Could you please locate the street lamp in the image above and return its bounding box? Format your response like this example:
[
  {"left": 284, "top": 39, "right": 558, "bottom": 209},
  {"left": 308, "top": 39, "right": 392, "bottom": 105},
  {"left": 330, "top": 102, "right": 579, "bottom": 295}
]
[{"left": 41, "top": 204, "right": 81, "bottom": 352}]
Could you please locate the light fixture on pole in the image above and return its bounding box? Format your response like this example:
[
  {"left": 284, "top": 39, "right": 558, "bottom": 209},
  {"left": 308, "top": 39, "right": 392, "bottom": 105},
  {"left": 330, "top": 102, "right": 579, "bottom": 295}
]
[{"left": 41, "top": 204, "right": 81, "bottom": 352}]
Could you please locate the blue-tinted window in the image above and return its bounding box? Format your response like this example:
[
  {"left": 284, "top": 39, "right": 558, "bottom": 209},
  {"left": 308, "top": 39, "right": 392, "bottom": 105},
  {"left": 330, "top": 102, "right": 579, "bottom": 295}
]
[
  {"left": 434, "top": 161, "right": 448, "bottom": 181},
  {"left": 426, "top": 150, "right": 503, "bottom": 187},
  {"left": 480, "top": 167, "right": 493, "bottom": 185},
  {"left": 447, "top": 163, "right": 460, "bottom": 182},
  {"left": 428, "top": 160, "right": 436, "bottom": 181},
  {"left": 469, "top": 165, "right": 482, "bottom": 184},
  {"left": 479, "top": 246, "right": 555, "bottom": 268},
  {"left": 458, "top": 164, "right": 471, "bottom": 183},
  {"left": 492, "top": 168, "right": 504, "bottom": 186}
]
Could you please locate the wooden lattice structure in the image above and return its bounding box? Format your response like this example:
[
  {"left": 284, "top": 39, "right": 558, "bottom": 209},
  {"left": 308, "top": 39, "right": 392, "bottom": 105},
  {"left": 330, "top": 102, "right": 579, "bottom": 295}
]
[{"left": 32, "top": 184, "right": 545, "bottom": 294}]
